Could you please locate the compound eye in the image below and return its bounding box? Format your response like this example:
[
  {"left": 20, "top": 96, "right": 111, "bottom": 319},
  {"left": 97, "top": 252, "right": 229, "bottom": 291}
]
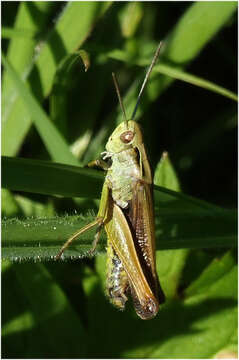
[{"left": 120, "top": 130, "right": 134, "bottom": 144}]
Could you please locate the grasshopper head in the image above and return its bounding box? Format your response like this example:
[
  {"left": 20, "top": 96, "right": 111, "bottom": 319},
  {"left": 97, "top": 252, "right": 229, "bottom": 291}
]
[{"left": 105, "top": 120, "right": 143, "bottom": 154}]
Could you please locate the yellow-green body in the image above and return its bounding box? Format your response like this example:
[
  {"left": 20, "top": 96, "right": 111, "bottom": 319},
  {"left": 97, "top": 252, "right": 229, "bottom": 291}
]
[
  {"left": 96, "top": 120, "right": 165, "bottom": 319},
  {"left": 56, "top": 120, "right": 165, "bottom": 319},
  {"left": 56, "top": 43, "right": 165, "bottom": 319}
]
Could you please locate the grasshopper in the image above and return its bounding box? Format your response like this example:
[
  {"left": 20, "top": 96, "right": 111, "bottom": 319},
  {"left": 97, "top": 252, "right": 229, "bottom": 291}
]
[{"left": 56, "top": 43, "right": 165, "bottom": 319}]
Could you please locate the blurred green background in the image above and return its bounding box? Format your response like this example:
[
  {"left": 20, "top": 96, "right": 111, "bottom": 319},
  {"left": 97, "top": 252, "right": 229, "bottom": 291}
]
[{"left": 1, "top": 2, "right": 237, "bottom": 359}]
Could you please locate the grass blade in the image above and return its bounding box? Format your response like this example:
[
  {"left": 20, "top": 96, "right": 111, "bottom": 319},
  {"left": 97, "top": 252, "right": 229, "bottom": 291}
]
[
  {"left": 2, "top": 56, "right": 78, "bottom": 166},
  {"left": 2, "top": 2, "right": 112, "bottom": 156}
]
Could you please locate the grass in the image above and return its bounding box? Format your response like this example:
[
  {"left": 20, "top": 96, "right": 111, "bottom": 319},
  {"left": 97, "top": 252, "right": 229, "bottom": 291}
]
[{"left": 1, "top": 2, "right": 237, "bottom": 358}]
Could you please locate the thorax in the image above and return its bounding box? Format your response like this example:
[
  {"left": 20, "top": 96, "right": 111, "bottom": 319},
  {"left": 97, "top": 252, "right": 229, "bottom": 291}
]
[{"left": 106, "top": 148, "right": 141, "bottom": 208}]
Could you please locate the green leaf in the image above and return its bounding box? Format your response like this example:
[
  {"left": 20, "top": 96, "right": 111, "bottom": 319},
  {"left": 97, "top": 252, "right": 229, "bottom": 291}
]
[
  {"left": 154, "top": 151, "right": 181, "bottom": 192},
  {"left": 2, "top": 207, "right": 236, "bottom": 261},
  {"left": 185, "top": 251, "right": 237, "bottom": 298},
  {"left": 135, "top": 259, "right": 237, "bottom": 358},
  {"left": 2, "top": 261, "right": 87, "bottom": 357},
  {"left": 2, "top": 155, "right": 234, "bottom": 213},
  {"left": 166, "top": 2, "right": 237, "bottom": 63},
  {"left": 1, "top": 189, "right": 20, "bottom": 217},
  {"left": 119, "top": 2, "right": 143, "bottom": 38},
  {"left": 2, "top": 2, "right": 52, "bottom": 115},
  {"left": 2, "top": 156, "right": 103, "bottom": 199},
  {"left": 78, "top": 251, "right": 237, "bottom": 358},
  {"left": 2, "top": 56, "right": 78, "bottom": 166},
  {"left": 156, "top": 249, "right": 188, "bottom": 299},
  {"left": 2, "top": 156, "right": 236, "bottom": 261},
  {"left": 155, "top": 63, "right": 237, "bottom": 102},
  {"left": 107, "top": 50, "right": 238, "bottom": 102},
  {"left": 1, "top": 26, "right": 40, "bottom": 40},
  {"left": 154, "top": 151, "right": 187, "bottom": 299},
  {"left": 14, "top": 194, "right": 55, "bottom": 218},
  {"left": 2, "top": 2, "right": 112, "bottom": 156},
  {"left": 2, "top": 260, "right": 35, "bottom": 357},
  {"left": 49, "top": 50, "right": 91, "bottom": 152}
]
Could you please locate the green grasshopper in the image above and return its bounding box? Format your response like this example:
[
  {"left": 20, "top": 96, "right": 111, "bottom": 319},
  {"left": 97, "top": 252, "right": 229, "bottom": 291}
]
[{"left": 56, "top": 43, "right": 165, "bottom": 319}]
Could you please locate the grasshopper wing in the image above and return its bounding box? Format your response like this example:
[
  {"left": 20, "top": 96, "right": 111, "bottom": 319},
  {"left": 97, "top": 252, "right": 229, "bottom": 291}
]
[
  {"left": 105, "top": 201, "right": 159, "bottom": 319},
  {"left": 129, "top": 180, "right": 165, "bottom": 304}
]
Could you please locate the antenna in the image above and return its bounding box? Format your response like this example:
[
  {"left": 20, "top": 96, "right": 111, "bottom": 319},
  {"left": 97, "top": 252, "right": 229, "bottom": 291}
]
[
  {"left": 112, "top": 72, "right": 128, "bottom": 126},
  {"left": 131, "top": 41, "right": 163, "bottom": 121}
]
